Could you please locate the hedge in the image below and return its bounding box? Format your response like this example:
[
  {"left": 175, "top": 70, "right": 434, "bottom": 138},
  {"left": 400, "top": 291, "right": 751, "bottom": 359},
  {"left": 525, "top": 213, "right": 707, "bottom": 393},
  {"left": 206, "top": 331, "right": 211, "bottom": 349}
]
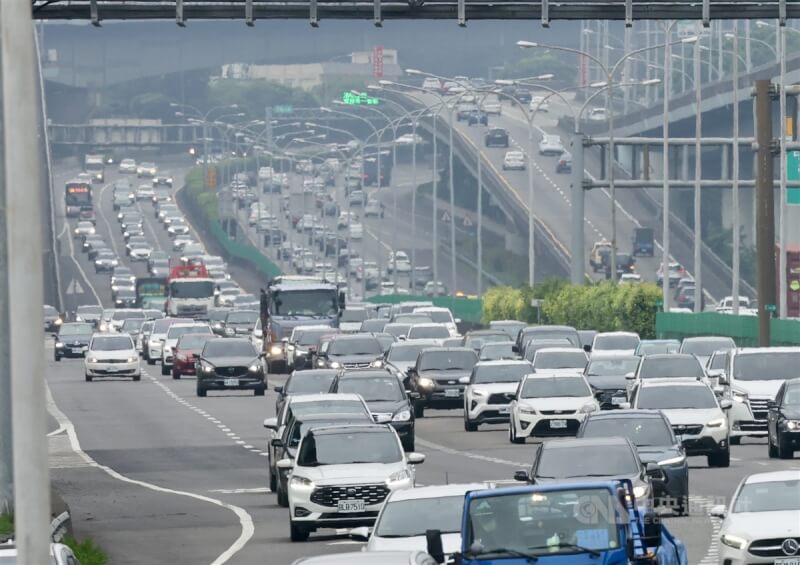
[{"left": 483, "top": 281, "right": 662, "bottom": 339}]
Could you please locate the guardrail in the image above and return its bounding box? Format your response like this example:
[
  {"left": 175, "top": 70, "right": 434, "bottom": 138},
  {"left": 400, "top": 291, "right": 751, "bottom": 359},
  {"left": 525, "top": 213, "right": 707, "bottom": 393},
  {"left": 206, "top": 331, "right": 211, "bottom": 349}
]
[{"left": 656, "top": 311, "right": 800, "bottom": 346}]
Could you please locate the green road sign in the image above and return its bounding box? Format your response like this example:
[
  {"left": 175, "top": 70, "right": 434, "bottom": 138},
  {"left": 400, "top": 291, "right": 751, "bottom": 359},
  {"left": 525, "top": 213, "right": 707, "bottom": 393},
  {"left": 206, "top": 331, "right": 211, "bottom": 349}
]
[
  {"left": 765, "top": 303, "right": 777, "bottom": 313},
  {"left": 272, "top": 105, "right": 294, "bottom": 114},
  {"left": 787, "top": 151, "right": 800, "bottom": 204},
  {"left": 342, "top": 92, "right": 380, "bottom": 106}
]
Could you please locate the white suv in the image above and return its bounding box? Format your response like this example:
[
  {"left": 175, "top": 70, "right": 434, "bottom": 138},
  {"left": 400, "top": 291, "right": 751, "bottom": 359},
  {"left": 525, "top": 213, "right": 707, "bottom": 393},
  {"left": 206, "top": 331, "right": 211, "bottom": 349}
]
[
  {"left": 282, "top": 424, "right": 424, "bottom": 542},
  {"left": 463, "top": 360, "right": 532, "bottom": 431},
  {"left": 84, "top": 333, "right": 140, "bottom": 382},
  {"left": 508, "top": 373, "right": 598, "bottom": 443},
  {"left": 630, "top": 378, "right": 732, "bottom": 467}
]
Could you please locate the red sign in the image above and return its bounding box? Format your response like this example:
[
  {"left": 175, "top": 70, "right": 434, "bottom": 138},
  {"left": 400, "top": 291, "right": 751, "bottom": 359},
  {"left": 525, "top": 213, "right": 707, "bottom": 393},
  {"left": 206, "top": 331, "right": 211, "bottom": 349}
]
[{"left": 373, "top": 46, "right": 384, "bottom": 79}]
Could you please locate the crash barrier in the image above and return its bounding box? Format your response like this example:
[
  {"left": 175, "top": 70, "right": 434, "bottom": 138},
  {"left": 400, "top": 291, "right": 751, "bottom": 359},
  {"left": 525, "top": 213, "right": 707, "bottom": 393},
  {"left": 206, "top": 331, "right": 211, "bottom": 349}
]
[
  {"left": 209, "top": 221, "right": 283, "bottom": 279},
  {"left": 366, "top": 294, "right": 483, "bottom": 324},
  {"left": 656, "top": 311, "right": 800, "bottom": 346}
]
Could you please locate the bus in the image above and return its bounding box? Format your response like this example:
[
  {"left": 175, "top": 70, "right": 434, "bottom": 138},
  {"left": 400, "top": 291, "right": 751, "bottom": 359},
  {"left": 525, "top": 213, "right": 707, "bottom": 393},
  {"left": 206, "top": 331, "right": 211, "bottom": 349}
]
[{"left": 64, "top": 179, "right": 92, "bottom": 218}]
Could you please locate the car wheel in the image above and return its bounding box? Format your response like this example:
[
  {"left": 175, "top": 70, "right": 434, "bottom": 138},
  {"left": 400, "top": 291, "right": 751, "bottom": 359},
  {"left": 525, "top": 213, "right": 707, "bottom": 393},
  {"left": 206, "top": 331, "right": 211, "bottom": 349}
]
[
  {"left": 268, "top": 465, "right": 277, "bottom": 492},
  {"left": 54, "top": 354, "right": 61, "bottom": 362},
  {"left": 412, "top": 399, "right": 425, "bottom": 418},
  {"left": 768, "top": 434, "right": 778, "bottom": 458},
  {"left": 161, "top": 363, "right": 169, "bottom": 376},
  {"left": 778, "top": 433, "right": 795, "bottom": 459},
  {"left": 196, "top": 386, "right": 207, "bottom": 397},
  {"left": 402, "top": 436, "right": 415, "bottom": 452},
  {"left": 132, "top": 374, "right": 141, "bottom": 382},
  {"left": 254, "top": 385, "right": 266, "bottom": 397},
  {"left": 509, "top": 418, "right": 524, "bottom": 444},
  {"left": 277, "top": 481, "right": 289, "bottom": 508},
  {"left": 172, "top": 369, "right": 180, "bottom": 380},
  {"left": 147, "top": 358, "right": 156, "bottom": 366},
  {"left": 290, "top": 521, "right": 309, "bottom": 542},
  {"left": 464, "top": 419, "right": 478, "bottom": 432},
  {"left": 729, "top": 436, "right": 741, "bottom": 446},
  {"left": 85, "top": 374, "right": 93, "bottom": 382},
  {"left": 707, "top": 448, "right": 730, "bottom": 468}
]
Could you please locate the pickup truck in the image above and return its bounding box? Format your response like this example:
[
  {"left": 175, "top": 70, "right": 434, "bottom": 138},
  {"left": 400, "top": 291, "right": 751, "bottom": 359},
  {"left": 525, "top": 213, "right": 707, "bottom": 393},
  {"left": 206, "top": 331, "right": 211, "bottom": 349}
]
[{"left": 425, "top": 480, "right": 687, "bottom": 565}]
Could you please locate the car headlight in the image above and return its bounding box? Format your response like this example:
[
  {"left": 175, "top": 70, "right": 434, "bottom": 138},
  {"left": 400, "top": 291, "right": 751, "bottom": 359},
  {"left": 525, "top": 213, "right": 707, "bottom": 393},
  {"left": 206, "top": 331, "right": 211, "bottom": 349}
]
[
  {"left": 632, "top": 485, "right": 649, "bottom": 500},
  {"left": 127, "top": 357, "right": 137, "bottom": 363},
  {"left": 392, "top": 409, "right": 411, "bottom": 422},
  {"left": 519, "top": 405, "right": 537, "bottom": 414},
  {"left": 657, "top": 454, "right": 687, "bottom": 466},
  {"left": 87, "top": 357, "right": 98, "bottom": 364},
  {"left": 55, "top": 342, "right": 64, "bottom": 348},
  {"left": 290, "top": 476, "right": 314, "bottom": 490},
  {"left": 287, "top": 344, "right": 295, "bottom": 352},
  {"left": 580, "top": 403, "right": 598, "bottom": 413},
  {"left": 386, "top": 469, "right": 411, "bottom": 485},
  {"left": 706, "top": 418, "right": 726, "bottom": 428},
  {"left": 201, "top": 363, "right": 215, "bottom": 373},
  {"left": 417, "top": 377, "right": 434, "bottom": 389},
  {"left": 720, "top": 534, "right": 747, "bottom": 550},
  {"left": 731, "top": 390, "right": 748, "bottom": 403},
  {"left": 224, "top": 327, "right": 235, "bottom": 336},
  {"left": 98, "top": 323, "right": 108, "bottom": 332},
  {"left": 329, "top": 361, "right": 341, "bottom": 369},
  {"left": 248, "top": 363, "right": 262, "bottom": 373},
  {"left": 371, "top": 359, "right": 384, "bottom": 368},
  {"left": 471, "top": 389, "right": 487, "bottom": 397},
  {"left": 54, "top": 318, "right": 63, "bottom": 326},
  {"left": 784, "top": 420, "right": 800, "bottom": 431},
  {"left": 270, "top": 345, "right": 282, "bottom": 356}
]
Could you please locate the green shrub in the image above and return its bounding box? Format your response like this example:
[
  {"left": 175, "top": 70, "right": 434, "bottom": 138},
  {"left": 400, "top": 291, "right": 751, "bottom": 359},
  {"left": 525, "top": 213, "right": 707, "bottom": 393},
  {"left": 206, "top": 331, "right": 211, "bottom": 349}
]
[{"left": 64, "top": 536, "right": 109, "bottom": 565}]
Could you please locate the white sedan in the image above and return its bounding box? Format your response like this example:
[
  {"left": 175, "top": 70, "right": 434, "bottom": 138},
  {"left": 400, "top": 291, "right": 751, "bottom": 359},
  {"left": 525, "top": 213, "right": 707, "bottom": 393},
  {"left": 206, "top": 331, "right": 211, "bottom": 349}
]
[
  {"left": 502, "top": 151, "right": 526, "bottom": 171},
  {"left": 84, "top": 333, "right": 141, "bottom": 382}
]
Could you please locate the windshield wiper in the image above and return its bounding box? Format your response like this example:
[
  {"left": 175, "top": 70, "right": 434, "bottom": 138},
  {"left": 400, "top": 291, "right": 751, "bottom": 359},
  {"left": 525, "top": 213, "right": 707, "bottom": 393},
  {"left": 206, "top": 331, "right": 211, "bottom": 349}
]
[
  {"left": 528, "top": 542, "right": 601, "bottom": 558},
  {"left": 466, "top": 546, "right": 538, "bottom": 562}
]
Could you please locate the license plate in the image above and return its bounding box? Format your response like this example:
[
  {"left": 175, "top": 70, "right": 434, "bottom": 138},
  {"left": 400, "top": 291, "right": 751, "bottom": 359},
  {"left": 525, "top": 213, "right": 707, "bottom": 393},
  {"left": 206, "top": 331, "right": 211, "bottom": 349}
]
[
  {"left": 337, "top": 500, "right": 365, "bottom": 513},
  {"left": 445, "top": 388, "right": 460, "bottom": 398},
  {"left": 774, "top": 559, "right": 800, "bottom": 565},
  {"left": 550, "top": 419, "right": 567, "bottom": 429},
  {"left": 224, "top": 378, "right": 239, "bottom": 387},
  {"left": 105, "top": 367, "right": 119, "bottom": 373},
  {"left": 71, "top": 348, "right": 83, "bottom": 354},
  {"left": 611, "top": 396, "right": 627, "bottom": 405},
  {"left": 498, "top": 407, "right": 510, "bottom": 414}
]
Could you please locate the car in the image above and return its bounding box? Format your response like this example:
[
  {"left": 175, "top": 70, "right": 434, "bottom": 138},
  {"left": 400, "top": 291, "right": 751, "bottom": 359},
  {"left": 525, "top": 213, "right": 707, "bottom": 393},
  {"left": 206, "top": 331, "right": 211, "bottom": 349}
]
[
  {"left": 387, "top": 251, "right": 412, "bottom": 274},
  {"left": 591, "top": 331, "right": 641, "bottom": 356},
  {"left": 137, "top": 161, "right": 157, "bottom": 178},
  {"left": 423, "top": 281, "right": 448, "bottom": 297},
  {"left": 480, "top": 100, "right": 502, "bottom": 115},
  {"left": 355, "top": 483, "right": 488, "bottom": 555},
  {"left": 516, "top": 324, "right": 581, "bottom": 353},
  {"left": 329, "top": 368, "right": 417, "bottom": 450},
  {"left": 529, "top": 95, "right": 550, "bottom": 112},
  {"left": 488, "top": 320, "right": 526, "bottom": 341},
  {"left": 635, "top": 339, "right": 680, "bottom": 356},
  {"left": 412, "top": 306, "right": 458, "bottom": 336},
  {"left": 73, "top": 220, "right": 96, "bottom": 238},
  {"left": 118, "top": 158, "right": 136, "bottom": 173},
  {"left": 455, "top": 103, "right": 478, "bottom": 121},
  {"left": 678, "top": 336, "right": 736, "bottom": 366},
  {"left": 285, "top": 326, "right": 340, "bottom": 372},
  {"left": 537, "top": 134, "right": 565, "bottom": 156},
  {"left": 75, "top": 304, "right": 103, "bottom": 326},
  {"left": 364, "top": 199, "right": 383, "bottom": 217},
  {"left": 93, "top": 249, "right": 119, "bottom": 273},
  {"left": 406, "top": 347, "right": 479, "bottom": 417},
  {"left": 462, "top": 330, "right": 509, "bottom": 353},
  {"left": 53, "top": 322, "right": 94, "bottom": 361},
  {"left": 153, "top": 172, "right": 173, "bottom": 187},
  {"left": 405, "top": 324, "right": 451, "bottom": 345},
  {"left": 43, "top": 305, "right": 63, "bottom": 332},
  {"left": 626, "top": 353, "right": 706, "bottom": 398},
  {"left": 196, "top": 337, "right": 265, "bottom": 397},
  {"left": 512, "top": 437, "right": 662, "bottom": 510},
  {"left": 160, "top": 321, "right": 215, "bottom": 374},
  {"left": 84, "top": 333, "right": 141, "bottom": 382},
  {"left": 422, "top": 77, "right": 442, "bottom": 91},
  {"left": 382, "top": 341, "right": 436, "bottom": 383},
  {"left": 114, "top": 288, "right": 138, "bottom": 308},
  {"left": 317, "top": 334, "right": 384, "bottom": 369},
  {"left": 284, "top": 423, "right": 424, "bottom": 541},
  {"left": 135, "top": 184, "right": 155, "bottom": 200},
  {"left": 291, "top": 551, "right": 438, "bottom": 565},
  {"left": 478, "top": 341, "right": 517, "bottom": 361},
  {"left": 577, "top": 410, "right": 690, "bottom": 515},
  {"left": 583, "top": 354, "right": 640, "bottom": 410},
  {"left": 628, "top": 379, "right": 731, "bottom": 467},
  {"left": 508, "top": 373, "right": 598, "bottom": 443},
  {"left": 463, "top": 360, "right": 533, "bottom": 431},
  {"left": 466, "top": 111, "right": 488, "bottom": 126},
  {"left": 172, "top": 333, "right": 218, "bottom": 379},
  {"left": 588, "top": 107, "right": 608, "bottom": 121},
  {"left": 767, "top": 377, "right": 800, "bottom": 458},
  {"left": 502, "top": 150, "right": 526, "bottom": 171},
  {"left": 144, "top": 317, "right": 193, "bottom": 364},
  {"left": 106, "top": 308, "right": 145, "bottom": 332},
  {"left": 339, "top": 307, "right": 369, "bottom": 333},
  {"left": 349, "top": 190, "right": 366, "bottom": 207},
  {"left": 273, "top": 369, "right": 339, "bottom": 414},
  {"left": 222, "top": 310, "right": 259, "bottom": 337},
  {"left": 710, "top": 470, "right": 800, "bottom": 565},
  {"left": 349, "top": 223, "right": 364, "bottom": 240},
  {"left": 555, "top": 152, "right": 572, "bottom": 173}
]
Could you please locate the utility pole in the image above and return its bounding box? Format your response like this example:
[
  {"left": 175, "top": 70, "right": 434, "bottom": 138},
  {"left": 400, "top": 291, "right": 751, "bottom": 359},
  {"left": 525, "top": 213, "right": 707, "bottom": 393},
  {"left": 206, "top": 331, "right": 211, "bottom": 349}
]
[
  {"left": 732, "top": 22, "right": 742, "bottom": 315},
  {"left": 570, "top": 132, "right": 586, "bottom": 285},
  {"left": 693, "top": 35, "right": 703, "bottom": 312},
  {"left": 755, "top": 80, "right": 776, "bottom": 346}
]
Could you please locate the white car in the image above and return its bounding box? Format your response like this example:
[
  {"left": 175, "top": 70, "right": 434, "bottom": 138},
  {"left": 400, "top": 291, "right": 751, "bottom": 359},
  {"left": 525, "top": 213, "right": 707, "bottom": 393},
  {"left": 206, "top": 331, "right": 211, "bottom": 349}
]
[
  {"left": 629, "top": 378, "right": 731, "bottom": 467},
  {"left": 350, "top": 223, "right": 364, "bottom": 240},
  {"left": 167, "top": 220, "right": 191, "bottom": 236},
  {"left": 388, "top": 251, "right": 412, "bottom": 274},
  {"left": 355, "top": 483, "right": 488, "bottom": 555},
  {"left": 160, "top": 322, "right": 214, "bottom": 375},
  {"left": 502, "top": 150, "right": 526, "bottom": 171},
  {"left": 405, "top": 323, "right": 450, "bottom": 345},
  {"left": 463, "top": 360, "right": 533, "bottom": 431},
  {"left": 529, "top": 96, "right": 550, "bottom": 112},
  {"left": 172, "top": 235, "right": 194, "bottom": 251},
  {"left": 710, "top": 470, "right": 800, "bottom": 565},
  {"left": 413, "top": 306, "right": 458, "bottom": 336},
  {"left": 422, "top": 77, "right": 442, "bottom": 91},
  {"left": 216, "top": 287, "right": 241, "bottom": 307},
  {"left": 531, "top": 347, "right": 588, "bottom": 374},
  {"left": 73, "top": 221, "right": 95, "bottom": 238},
  {"left": 588, "top": 107, "right": 608, "bottom": 121},
  {"left": 84, "top": 333, "right": 141, "bottom": 381},
  {"left": 591, "top": 331, "right": 641, "bottom": 356},
  {"left": 338, "top": 211, "right": 358, "bottom": 229},
  {"left": 358, "top": 261, "right": 379, "bottom": 283},
  {"left": 508, "top": 373, "right": 598, "bottom": 443},
  {"left": 0, "top": 543, "right": 81, "bottom": 565},
  {"left": 118, "top": 158, "right": 137, "bottom": 173},
  {"left": 135, "top": 184, "right": 155, "bottom": 200},
  {"left": 480, "top": 100, "right": 502, "bottom": 115},
  {"left": 364, "top": 200, "right": 382, "bottom": 217},
  {"left": 538, "top": 134, "right": 565, "bottom": 156},
  {"left": 282, "top": 423, "right": 424, "bottom": 541}
]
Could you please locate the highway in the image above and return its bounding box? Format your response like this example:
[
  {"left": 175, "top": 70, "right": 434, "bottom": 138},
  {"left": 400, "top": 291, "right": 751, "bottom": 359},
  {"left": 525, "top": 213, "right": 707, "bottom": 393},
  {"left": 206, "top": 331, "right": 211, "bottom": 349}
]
[{"left": 44, "top": 159, "right": 800, "bottom": 565}]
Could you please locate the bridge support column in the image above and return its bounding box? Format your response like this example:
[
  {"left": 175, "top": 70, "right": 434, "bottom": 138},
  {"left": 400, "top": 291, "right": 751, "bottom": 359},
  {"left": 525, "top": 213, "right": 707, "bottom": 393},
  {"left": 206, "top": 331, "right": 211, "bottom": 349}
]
[
  {"left": 570, "top": 132, "right": 585, "bottom": 284},
  {"left": 504, "top": 230, "right": 527, "bottom": 256}
]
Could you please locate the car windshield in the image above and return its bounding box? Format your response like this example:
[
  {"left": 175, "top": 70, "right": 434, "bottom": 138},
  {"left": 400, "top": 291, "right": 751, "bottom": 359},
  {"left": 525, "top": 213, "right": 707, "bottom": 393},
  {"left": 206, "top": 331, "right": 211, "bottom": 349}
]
[
  {"left": 286, "top": 371, "right": 337, "bottom": 394},
  {"left": 295, "top": 329, "right": 336, "bottom": 346},
  {"left": 480, "top": 343, "right": 516, "bottom": 360},
  {"left": 112, "top": 311, "right": 144, "bottom": 321},
  {"left": 384, "top": 324, "right": 411, "bottom": 338},
  {"left": 637, "top": 385, "right": 718, "bottom": 409},
  {"left": 291, "top": 400, "right": 367, "bottom": 420},
  {"left": 594, "top": 335, "right": 640, "bottom": 350},
  {"left": 581, "top": 417, "right": 674, "bottom": 447},
  {"left": 59, "top": 323, "right": 93, "bottom": 336},
  {"left": 337, "top": 375, "right": 405, "bottom": 401},
  {"left": 178, "top": 334, "right": 213, "bottom": 349},
  {"left": 709, "top": 352, "right": 729, "bottom": 370},
  {"left": 422, "top": 311, "right": 453, "bottom": 324},
  {"left": 538, "top": 444, "right": 639, "bottom": 478},
  {"left": 226, "top": 311, "right": 258, "bottom": 324},
  {"left": 169, "top": 280, "right": 215, "bottom": 299},
  {"left": 534, "top": 351, "right": 587, "bottom": 370},
  {"left": 387, "top": 344, "right": 428, "bottom": 363},
  {"left": 329, "top": 337, "right": 382, "bottom": 356},
  {"left": 376, "top": 495, "right": 464, "bottom": 537},
  {"left": 271, "top": 289, "right": 338, "bottom": 317},
  {"left": 473, "top": 363, "right": 532, "bottom": 384},
  {"left": 152, "top": 318, "right": 191, "bottom": 334},
  {"left": 204, "top": 340, "right": 255, "bottom": 357},
  {"left": 733, "top": 480, "right": 800, "bottom": 513},
  {"left": 297, "top": 430, "right": 402, "bottom": 466},
  {"left": 466, "top": 488, "right": 619, "bottom": 555},
  {"left": 408, "top": 326, "right": 450, "bottom": 339},
  {"left": 637, "top": 341, "right": 679, "bottom": 355},
  {"left": 521, "top": 377, "right": 590, "bottom": 399},
  {"left": 681, "top": 338, "right": 734, "bottom": 356},
  {"left": 360, "top": 320, "right": 387, "bottom": 332},
  {"left": 121, "top": 319, "right": 144, "bottom": 332},
  {"left": 465, "top": 334, "right": 508, "bottom": 350},
  {"left": 639, "top": 357, "right": 704, "bottom": 379},
  {"left": 522, "top": 330, "right": 580, "bottom": 348},
  {"left": 419, "top": 350, "right": 478, "bottom": 371},
  {"left": 586, "top": 358, "right": 640, "bottom": 377},
  {"left": 77, "top": 306, "right": 102, "bottom": 316},
  {"left": 168, "top": 325, "right": 211, "bottom": 339},
  {"left": 91, "top": 336, "right": 133, "bottom": 351},
  {"left": 733, "top": 352, "right": 800, "bottom": 381},
  {"left": 340, "top": 309, "right": 368, "bottom": 322},
  {"left": 784, "top": 385, "right": 800, "bottom": 405}
]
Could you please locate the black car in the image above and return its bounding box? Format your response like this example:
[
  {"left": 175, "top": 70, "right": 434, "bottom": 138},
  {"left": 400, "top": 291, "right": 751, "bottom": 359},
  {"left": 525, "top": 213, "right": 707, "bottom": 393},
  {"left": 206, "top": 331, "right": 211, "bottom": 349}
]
[
  {"left": 584, "top": 355, "right": 640, "bottom": 410},
  {"left": 53, "top": 322, "right": 94, "bottom": 360},
  {"left": 223, "top": 310, "right": 259, "bottom": 337},
  {"left": 513, "top": 437, "right": 664, "bottom": 509},
  {"left": 317, "top": 334, "right": 383, "bottom": 369},
  {"left": 513, "top": 88, "right": 532, "bottom": 105},
  {"left": 114, "top": 289, "right": 137, "bottom": 308},
  {"left": 767, "top": 377, "right": 800, "bottom": 459},
  {"left": 407, "top": 347, "right": 479, "bottom": 417},
  {"left": 196, "top": 338, "right": 266, "bottom": 397},
  {"left": 153, "top": 172, "right": 173, "bottom": 188},
  {"left": 329, "top": 368, "right": 417, "bottom": 451},
  {"left": 467, "top": 111, "right": 488, "bottom": 126},
  {"left": 273, "top": 369, "right": 338, "bottom": 413},
  {"left": 287, "top": 326, "right": 340, "bottom": 371},
  {"left": 484, "top": 128, "right": 509, "bottom": 148},
  {"left": 577, "top": 410, "right": 689, "bottom": 515}
]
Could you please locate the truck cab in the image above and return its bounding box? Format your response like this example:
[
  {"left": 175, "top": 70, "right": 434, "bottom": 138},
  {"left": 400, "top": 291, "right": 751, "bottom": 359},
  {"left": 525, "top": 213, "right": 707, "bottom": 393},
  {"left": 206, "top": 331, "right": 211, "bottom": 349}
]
[{"left": 165, "top": 262, "right": 215, "bottom": 319}]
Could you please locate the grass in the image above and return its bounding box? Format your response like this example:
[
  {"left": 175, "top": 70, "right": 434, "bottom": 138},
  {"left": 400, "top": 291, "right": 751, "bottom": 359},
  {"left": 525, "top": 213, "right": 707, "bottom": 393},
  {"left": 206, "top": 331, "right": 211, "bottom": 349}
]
[
  {"left": 64, "top": 536, "right": 109, "bottom": 565},
  {"left": 0, "top": 514, "right": 12, "bottom": 538}
]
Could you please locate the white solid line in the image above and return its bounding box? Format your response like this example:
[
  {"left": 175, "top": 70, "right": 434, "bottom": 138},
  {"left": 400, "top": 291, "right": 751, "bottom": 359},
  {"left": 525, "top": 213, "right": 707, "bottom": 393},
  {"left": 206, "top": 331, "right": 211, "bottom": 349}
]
[{"left": 46, "top": 385, "right": 254, "bottom": 565}]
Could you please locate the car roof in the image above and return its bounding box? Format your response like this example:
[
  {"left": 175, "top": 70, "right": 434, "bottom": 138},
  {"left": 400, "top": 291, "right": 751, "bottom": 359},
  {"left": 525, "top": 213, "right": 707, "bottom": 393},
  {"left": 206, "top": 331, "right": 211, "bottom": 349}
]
[
  {"left": 338, "top": 368, "right": 393, "bottom": 378},
  {"left": 309, "top": 423, "right": 392, "bottom": 436},
  {"left": 589, "top": 353, "right": 639, "bottom": 362},
  {"left": 293, "top": 551, "right": 427, "bottom": 565},
  {"left": 535, "top": 347, "right": 585, "bottom": 354},
  {"left": 289, "top": 393, "right": 364, "bottom": 404},
  {"left": 682, "top": 336, "right": 734, "bottom": 343},
  {"left": 639, "top": 378, "right": 707, "bottom": 388},
  {"left": 743, "top": 470, "right": 800, "bottom": 484},
  {"left": 586, "top": 409, "right": 666, "bottom": 421},
  {"left": 475, "top": 360, "right": 531, "bottom": 367},
  {"left": 387, "top": 482, "right": 490, "bottom": 502},
  {"left": 734, "top": 347, "right": 800, "bottom": 354},
  {"left": 641, "top": 353, "right": 695, "bottom": 361},
  {"left": 543, "top": 437, "right": 631, "bottom": 449},
  {"left": 595, "top": 331, "right": 639, "bottom": 338}
]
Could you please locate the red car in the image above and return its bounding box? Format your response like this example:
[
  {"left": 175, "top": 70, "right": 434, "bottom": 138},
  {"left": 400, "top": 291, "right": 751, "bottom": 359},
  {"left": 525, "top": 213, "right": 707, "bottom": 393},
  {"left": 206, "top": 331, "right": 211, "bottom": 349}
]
[{"left": 172, "top": 333, "right": 218, "bottom": 379}]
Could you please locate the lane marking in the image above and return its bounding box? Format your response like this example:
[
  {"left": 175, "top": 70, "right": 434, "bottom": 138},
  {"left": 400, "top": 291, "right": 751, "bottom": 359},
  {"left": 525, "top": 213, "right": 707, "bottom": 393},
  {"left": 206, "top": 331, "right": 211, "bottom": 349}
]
[
  {"left": 46, "top": 383, "right": 255, "bottom": 565},
  {"left": 416, "top": 437, "right": 527, "bottom": 468}
]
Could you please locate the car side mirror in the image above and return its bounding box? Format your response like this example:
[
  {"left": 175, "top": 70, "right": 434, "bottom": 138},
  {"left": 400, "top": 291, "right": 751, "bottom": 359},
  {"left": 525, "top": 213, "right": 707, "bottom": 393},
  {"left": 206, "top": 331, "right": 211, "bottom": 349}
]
[
  {"left": 645, "top": 462, "right": 665, "bottom": 481},
  {"left": 513, "top": 470, "right": 529, "bottom": 482},
  {"left": 349, "top": 526, "right": 371, "bottom": 542},
  {"left": 263, "top": 417, "right": 278, "bottom": 430},
  {"left": 625, "top": 373, "right": 636, "bottom": 380},
  {"left": 512, "top": 345, "right": 519, "bottom": 354},
  {"left": 426, "top": 529, "right": 445, "bottom": 565},
  {"left": 709, "top": 504, "right": 727, "bottom": 519},
  {"left": 583, "top": 344, "right": 592, "bottom": 353},
  {"left": 458, "top": 376, "right": 471, "bottom": 385},
  {"left": 407, "top": 452, "right": 426, "bottom": 465},
  {"left": 719, "top": 399, "right": 733, "bottom": 410},
  {"left": 717, "top": 374, "right": 729, "bottom": 386},
  {"left": 276, "top": 458, "right": 293, "bottom": 470},
  {"left": 274, "top": 386, "right": 284, "bottom": 394},
  {"left": 408, "top": 391, "right": 420, "bottom": 400},
  {"left": 270, "top": 438, "right": 284, "bottom": 448}
]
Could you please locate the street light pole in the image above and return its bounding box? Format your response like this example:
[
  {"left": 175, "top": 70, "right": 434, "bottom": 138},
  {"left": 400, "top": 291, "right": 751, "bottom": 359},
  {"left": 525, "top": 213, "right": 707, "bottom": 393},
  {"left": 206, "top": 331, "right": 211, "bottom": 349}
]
[
  {"left": 662, "top": 21, "right": 678, "bottom": 311},
  {"left": 779, "top": 24, "right": 788, "bottom": 318},
  {"left": 732, "top": 22, "right": 742, "bottom": 315},
  {"left": 693, "top": 35, "right": 703, "bottom": 312}
]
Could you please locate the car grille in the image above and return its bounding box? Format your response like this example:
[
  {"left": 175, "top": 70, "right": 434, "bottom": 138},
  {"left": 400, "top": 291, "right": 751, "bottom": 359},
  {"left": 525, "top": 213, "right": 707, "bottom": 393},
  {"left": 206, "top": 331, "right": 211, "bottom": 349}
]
[
  {"left": 488, "top": 393, "right": 515, "bottom": 405},
  {"left": 310, "top": 484, "right": 390, "bottom": 507},
  {"left": 749, "top": 397, "right": 770, "bottom": 422},
  {"left": 748, "top": 537, "right": 800, "bottom": 557},
  {"left": 318, "top": 511, "right": 380, "bottom": 521},
  {"left": 98, "top": 358, "right": 129, "bottom": 364},
  {"left": 215, "top": 366, "right": 249, "bottom": 378},
  {"left": 435, "top": 378, "right": 461, "bottom": 386},
  {"left": 342, "top": 362, "right": 371, "bottom": 369},
  {"left": 177, "top": 305, "right": 207, "bottom": 315},
  {"left": 540, "top": 410, "right": 577, "bottom": 416},
  {"left": 671, "top": 424, "right": 703, "bottom": 436}
]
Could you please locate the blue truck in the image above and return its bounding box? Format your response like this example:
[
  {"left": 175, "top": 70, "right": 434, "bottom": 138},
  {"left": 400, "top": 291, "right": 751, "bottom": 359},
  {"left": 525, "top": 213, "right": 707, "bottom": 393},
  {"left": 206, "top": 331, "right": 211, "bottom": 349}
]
[{"left": 425, "top": 480, "right": 687, "bottom": 565}]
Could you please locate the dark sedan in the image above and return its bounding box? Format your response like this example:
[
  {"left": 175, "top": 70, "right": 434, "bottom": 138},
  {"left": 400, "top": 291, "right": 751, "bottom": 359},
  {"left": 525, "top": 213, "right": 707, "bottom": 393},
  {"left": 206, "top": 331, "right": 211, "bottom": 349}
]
[
  {"left": 223, "top": 310, "right": 259, "bottom": 337},
  {"left": 768, "top": 377, "right": 800, "bottom": 459},
  {"left": 406, "top": 347, "right": 479, "bottom": 417},
  {"left": 484, "top": 127, "right": 509, "bottom": 148},
  {"left": 54, "top": 322, "right": 94, "bottom": 360},
  {"left": 196, "top": 338, "right": 266, "bottom": 397},
  {"left": 466, "top": 111, "right": 488, "bottom": 126},
  {"left": 584, "top": 355, "right": 640, "bottom": 410},
  {"left": 273, "top": 369, "right": 338, "bottom": 413},
  {"left": 317, "top": 334, "right": 384, "bottom": 370},
  {"left": 577, "top": 410, "right": 689, "bottom": 515}
]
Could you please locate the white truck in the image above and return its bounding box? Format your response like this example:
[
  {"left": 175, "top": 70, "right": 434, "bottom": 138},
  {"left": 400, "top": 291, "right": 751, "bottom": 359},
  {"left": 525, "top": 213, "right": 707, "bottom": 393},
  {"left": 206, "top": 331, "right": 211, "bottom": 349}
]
[
  {"left": 84, "top": 154, "right": 105, "bottom": 183},
  {"left": 165, "top": 263, "right": 216, "bottom": 319}
]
